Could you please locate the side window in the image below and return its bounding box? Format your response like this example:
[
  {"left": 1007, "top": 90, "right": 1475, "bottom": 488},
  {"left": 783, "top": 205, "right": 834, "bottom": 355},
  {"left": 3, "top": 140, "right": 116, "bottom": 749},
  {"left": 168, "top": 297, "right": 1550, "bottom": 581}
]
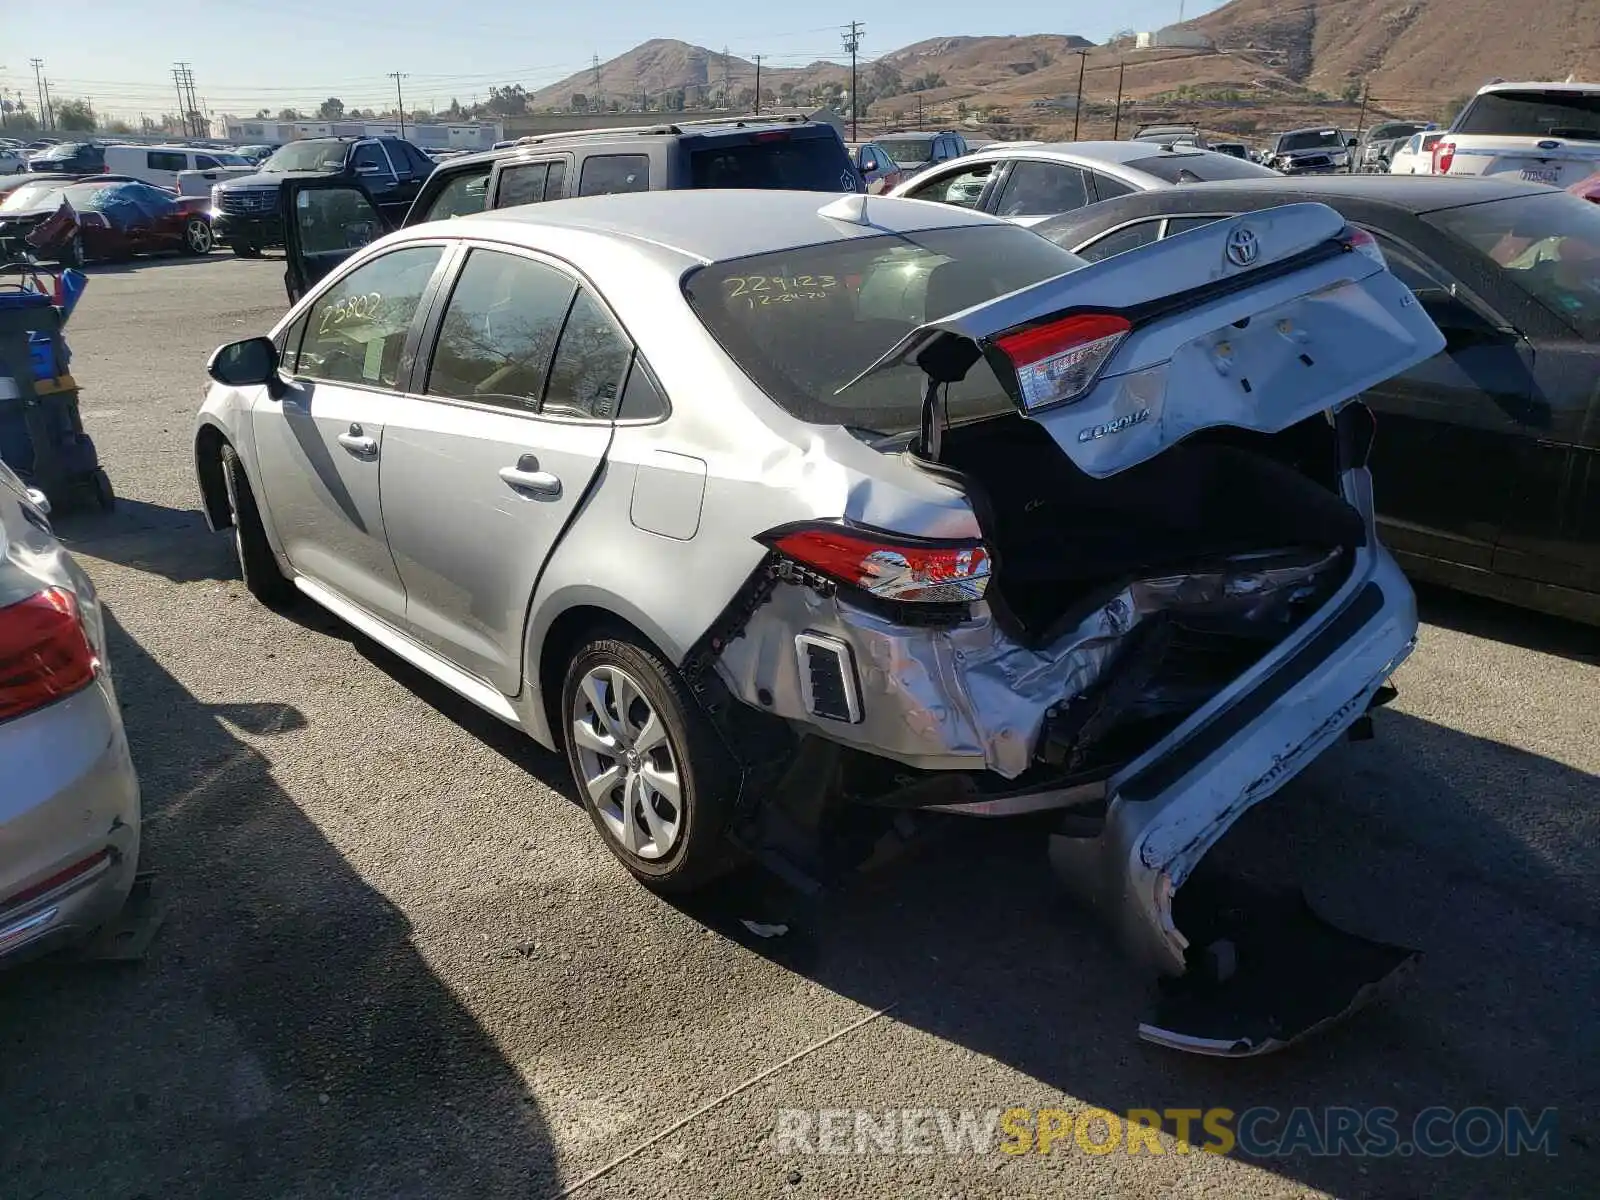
[
  {"left": 351, "top": 143, "right": 391, "bottom": 176},
  {"left": 616, "top": 355, "right": 668, "bottom": 421},
  {"left": 858, "top": 148, "right": 877, "bottom": 172},
  {"left": 1163, "top": 216, "right": 1226, "bottom": 238},
  {"left": 496, "top": 162, "right": 550, "bottom": 208},
  {"left": 196, "top": 154, "right": 222, "bottom": 170},
  {"left": 1075, "top": 221, "right": 1164, "bottom": 263},
  {"left": 545, "top": 160, "right": 567, "bottom": 200},
  {"left": 1091, "top": 172, "right": 1136, "bottom": 201},
  {"left": 425, "top": 249, "right": 575, "bottom": 410},
  {"left": 276, "top": 313, "right": 309, "bottom": 373},
  {"left": 147, "top": 150, "right": 187, "bottom": 172},
  {"left": 994, "top": 160, "right": 1091, "bottom": 218},
  {"left": 403, "top": 144, "right": 435, "bottom": 177},
  {"left": 419, "top": 169, "right": 490, "bottom": 221},
  {"left": 905, "top": 163, "right": 993, "bottom": 209},
  {"left": 1371, "top": 234, "right": 1451, "bottom": 296},
  {"left": 296, "top": 245, "right": 444, "bottom": 389},
  {"left": 579, "top": 154, "right": 649, "bottom": 196},
  {"left": 542, "top": 289, "right": 633, "bottom": 420}
]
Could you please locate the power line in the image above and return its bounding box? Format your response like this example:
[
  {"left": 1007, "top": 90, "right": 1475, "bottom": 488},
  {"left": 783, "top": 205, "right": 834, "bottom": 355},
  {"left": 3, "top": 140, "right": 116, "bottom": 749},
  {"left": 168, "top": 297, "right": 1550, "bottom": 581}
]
[{"left": 841, "top": 21, "right": 863, "bottom": 140}]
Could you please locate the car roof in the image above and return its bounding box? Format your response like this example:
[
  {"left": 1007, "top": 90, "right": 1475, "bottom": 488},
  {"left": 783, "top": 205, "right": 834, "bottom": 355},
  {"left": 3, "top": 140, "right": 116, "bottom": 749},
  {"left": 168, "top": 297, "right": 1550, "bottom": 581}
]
[
  {"left": 1477, "top": 80, "right": 1600, "bottom": 95},
  {"left": 964, "top": 140, "right": 1236, "bottom": 167},
  {"left": 415, "top": 189, "right": 1004, "bottom": 265},
  {"left": 1042, "top": 174, "right": 1553, "bottom": 231},
  {"left": 435, "top": 117, "right": 838, "bottom": 171}
]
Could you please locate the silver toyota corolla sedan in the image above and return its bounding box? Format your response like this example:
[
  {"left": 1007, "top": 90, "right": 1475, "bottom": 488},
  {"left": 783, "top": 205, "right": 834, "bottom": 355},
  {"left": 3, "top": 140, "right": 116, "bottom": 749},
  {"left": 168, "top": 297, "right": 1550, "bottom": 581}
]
[
  {"left": 0, "top": 462, "right": 141, "bottom": 962},
  {"left": 194, "top": 187, "right": 1443, "bottom": 1055}
]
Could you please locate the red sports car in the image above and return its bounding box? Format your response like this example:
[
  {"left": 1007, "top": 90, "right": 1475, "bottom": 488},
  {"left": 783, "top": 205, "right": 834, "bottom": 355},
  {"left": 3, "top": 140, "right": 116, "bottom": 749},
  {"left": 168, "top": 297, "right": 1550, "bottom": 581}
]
[{"left": 0, "top": 178, "right": 214, "bottom": 265}]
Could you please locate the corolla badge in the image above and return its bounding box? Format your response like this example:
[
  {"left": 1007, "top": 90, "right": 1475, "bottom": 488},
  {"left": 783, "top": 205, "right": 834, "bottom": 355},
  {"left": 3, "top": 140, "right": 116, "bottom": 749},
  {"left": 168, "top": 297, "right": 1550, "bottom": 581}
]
[
  {"left": 1078, "top": 407, "right": 1151, "bottom": 443},
  {"left": 1226, "top": 225, "right": 1260, "bottom": 267}
]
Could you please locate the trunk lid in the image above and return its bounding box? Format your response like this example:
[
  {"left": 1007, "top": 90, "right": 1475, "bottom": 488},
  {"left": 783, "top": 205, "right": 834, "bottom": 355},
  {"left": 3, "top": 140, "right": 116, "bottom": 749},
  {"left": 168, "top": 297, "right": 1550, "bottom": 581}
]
[
  {"left": 1443, "top": 136, "right": 1600, "bottom": 187},
  {"left": 840, "top": 201, "right": 1446, "bottom": 479}
]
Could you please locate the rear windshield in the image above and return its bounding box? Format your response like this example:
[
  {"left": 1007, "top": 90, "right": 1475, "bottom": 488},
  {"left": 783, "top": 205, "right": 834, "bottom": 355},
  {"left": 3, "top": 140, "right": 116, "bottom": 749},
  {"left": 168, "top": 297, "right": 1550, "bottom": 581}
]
[
  {"left": 1125, "top": 152, "right": 1278, "bottom": 183},
  {"left": 690, "top": 135, "right": 857, "bottom": 191},
  {"left": 684, "top": 224, "right": 1086, "bottom": 436},
  {"left": 1368, "top": 123, "right": 1426, "bottom": 142},
  {"left": 877, "top": 137, "right": 937, "bottom": 166},
  {"left": 1425, "top": 191, "right": 1600, "bottom": 337},
  {"left": 1276, "top": 130, "right": 1344, "bottom": 153},
  {"left": 1455, "top": 90, "right": 1600, "bottom": 141}
]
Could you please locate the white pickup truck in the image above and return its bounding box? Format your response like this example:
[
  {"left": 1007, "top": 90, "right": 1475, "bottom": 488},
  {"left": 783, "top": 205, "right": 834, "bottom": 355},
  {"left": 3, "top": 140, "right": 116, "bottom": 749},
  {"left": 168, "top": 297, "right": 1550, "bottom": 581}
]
[
  {"left": 1433, "top": 80, "right": 1600, "bottom": 187},
  {"left": 175, "top": 161, "right": 257, "bottom": 198}
]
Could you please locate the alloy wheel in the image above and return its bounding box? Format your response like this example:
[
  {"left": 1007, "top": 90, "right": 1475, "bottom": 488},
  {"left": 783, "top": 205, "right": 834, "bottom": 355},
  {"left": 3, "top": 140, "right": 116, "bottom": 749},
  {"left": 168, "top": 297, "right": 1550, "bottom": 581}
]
[
  {"left": 570, "top": 664, "right": 683, "bottom": 861},
  {"left": 186, "top": 218, "right": 213, "bottom": 254}
]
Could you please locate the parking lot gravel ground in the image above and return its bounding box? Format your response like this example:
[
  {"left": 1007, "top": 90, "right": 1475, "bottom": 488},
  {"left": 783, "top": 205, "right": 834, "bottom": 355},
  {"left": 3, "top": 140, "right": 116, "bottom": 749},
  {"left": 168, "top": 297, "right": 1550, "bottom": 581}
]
[{"left": 1, "top": 254, "right": 1596, "bottom": 1199}]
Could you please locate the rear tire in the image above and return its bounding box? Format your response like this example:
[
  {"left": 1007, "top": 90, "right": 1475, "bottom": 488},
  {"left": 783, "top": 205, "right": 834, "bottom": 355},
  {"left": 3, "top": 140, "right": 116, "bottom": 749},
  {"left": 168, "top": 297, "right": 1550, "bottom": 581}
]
[
  {"left": 91, "top": 468, "right": 115, "bottom": 512},
  {"left": 561, "top": 633, "right": 738, "bottom": 893},
  {"left": 220, "top": 443, "right": 295, "bottom": 609},
  {"left": 231, "top": 242, "right": 262, "bottom": 259}
]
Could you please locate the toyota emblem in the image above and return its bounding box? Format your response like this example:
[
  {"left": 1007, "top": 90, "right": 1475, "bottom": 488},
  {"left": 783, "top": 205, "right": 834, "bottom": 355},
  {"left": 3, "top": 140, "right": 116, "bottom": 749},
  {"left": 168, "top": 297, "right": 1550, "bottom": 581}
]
[{"left": 1226, "top": 226, "right": 1260, "bottom": 267}]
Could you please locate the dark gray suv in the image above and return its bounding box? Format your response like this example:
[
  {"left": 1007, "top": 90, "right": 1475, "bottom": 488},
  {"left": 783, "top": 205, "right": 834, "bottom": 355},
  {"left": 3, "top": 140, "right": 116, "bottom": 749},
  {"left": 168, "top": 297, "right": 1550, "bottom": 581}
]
[{"left": 279, "top": 115, "right": 864, "bottom": 301}]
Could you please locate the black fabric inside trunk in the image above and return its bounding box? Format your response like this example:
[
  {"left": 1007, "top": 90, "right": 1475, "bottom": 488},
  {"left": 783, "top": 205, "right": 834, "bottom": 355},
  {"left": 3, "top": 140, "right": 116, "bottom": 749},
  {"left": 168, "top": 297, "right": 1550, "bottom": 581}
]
[{"left": 937, "top": 415, "right": 1364, "bottom": 638}]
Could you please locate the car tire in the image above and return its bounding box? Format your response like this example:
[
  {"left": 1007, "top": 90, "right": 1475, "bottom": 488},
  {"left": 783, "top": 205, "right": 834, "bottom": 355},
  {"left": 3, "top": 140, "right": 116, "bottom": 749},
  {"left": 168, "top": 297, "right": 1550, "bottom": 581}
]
[
  {"left": 219, "top": 443, "right": 295, "bottom": 609},
  {"left": 91, "top": 467, "right": 115, "bottom": 512},
  {"left": 232, "top": 242, "right": 262, "bottom": 259},
  {"left": 59, "top": 233, "right": 84, "bottom": 269},
  {"left": 183, "top": 217, "right": 214, "bottom": 255},
  {"left": 561, "top": 633, "right": 739, "bottom": 893}
]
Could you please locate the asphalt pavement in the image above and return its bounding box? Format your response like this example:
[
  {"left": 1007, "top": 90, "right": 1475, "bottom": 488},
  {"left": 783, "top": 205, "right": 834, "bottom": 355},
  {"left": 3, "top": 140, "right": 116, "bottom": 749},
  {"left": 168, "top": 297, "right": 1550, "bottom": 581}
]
[{"left": 1, "top": 251, "right": 1596, "bottom": 1199}]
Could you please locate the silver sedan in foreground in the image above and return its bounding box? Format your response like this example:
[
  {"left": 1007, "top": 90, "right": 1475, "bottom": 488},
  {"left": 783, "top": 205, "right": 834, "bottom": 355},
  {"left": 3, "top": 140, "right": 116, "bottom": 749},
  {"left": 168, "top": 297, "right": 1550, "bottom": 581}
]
[
  {"left": 0, "top": 464, "right": 141, "bottom": 962},
  {"left": 196, "top": 186, "right": 1442, "bottom": 1055}
]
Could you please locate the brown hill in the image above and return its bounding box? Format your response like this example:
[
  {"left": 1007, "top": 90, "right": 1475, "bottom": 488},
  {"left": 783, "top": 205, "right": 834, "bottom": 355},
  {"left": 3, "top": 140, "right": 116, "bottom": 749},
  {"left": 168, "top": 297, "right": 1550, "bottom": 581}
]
[{"left": 1191, "top": 0, "right": 1600, "bottom": 101}]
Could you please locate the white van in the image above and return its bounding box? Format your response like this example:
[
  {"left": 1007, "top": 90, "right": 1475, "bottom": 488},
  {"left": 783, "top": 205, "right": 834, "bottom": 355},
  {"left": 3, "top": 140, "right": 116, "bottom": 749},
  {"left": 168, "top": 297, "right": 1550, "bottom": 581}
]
[{"left": 102, "top": 144, "right": 256, "bottom": 191}]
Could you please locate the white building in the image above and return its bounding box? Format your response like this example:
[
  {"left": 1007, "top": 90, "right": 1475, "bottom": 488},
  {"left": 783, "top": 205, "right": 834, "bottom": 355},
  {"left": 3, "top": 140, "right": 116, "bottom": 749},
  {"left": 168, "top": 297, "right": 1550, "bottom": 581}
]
[
  {"left": 1135, "top": 27, "right": 1215, "bottom": 50},
  {"left": 212, "top": 116, "right": 503, "bottom": 150}
]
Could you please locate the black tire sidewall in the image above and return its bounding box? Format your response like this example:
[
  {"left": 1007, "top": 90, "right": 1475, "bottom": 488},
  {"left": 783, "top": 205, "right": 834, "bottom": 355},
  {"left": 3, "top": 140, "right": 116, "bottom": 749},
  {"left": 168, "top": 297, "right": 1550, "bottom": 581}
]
[
  {"left": 220, "top": 444, "right": 294, "bottom": 607},
  {"left": 561, "top": 635, "right": 735, "bottom": 891}
]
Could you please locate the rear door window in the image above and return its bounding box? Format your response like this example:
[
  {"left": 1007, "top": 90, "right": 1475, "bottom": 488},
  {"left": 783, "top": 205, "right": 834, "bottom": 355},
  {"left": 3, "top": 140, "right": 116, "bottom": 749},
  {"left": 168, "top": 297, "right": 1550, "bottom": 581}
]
[
  {"left": 542, "top": 289, "right": 633, "bottom": 420},
  {"left": 1090, "top": 172, "right": 1136, "bottom": 200},
  {"left": 196, "top": 154, "right": 222, "bottom": 170},
  {"left": 689, "top": 136, "right": 856, "bottom": 191},
  {"left": 1075, "top": 220, "right": 1164, "bottom": 262},
  {"left": 418, "top": 168, "right": 490, "bottom": 221},
  {"left": 993, "top": 160, "right": 1091, "bottom": 218},
  {"left": 352, "top": 142, "right": 392, "bottom": 176},
  {"left": 578, "top": 154, "right": 649, "bottom": 196},
  {"left": 1455, "top": 90, "right": 1600, "bottom": 140},
  {"left": 1163, "top": 215, "right": 1226, "bottom": 238},
  {"left": 903, "top": 162, "right": 994, "bottom": 209},
  {"left": 497, "top": 161, "right": 550, "bottom": 207},
  {"left": 425, "top": 249, "right": 576, "bottom": 410}
]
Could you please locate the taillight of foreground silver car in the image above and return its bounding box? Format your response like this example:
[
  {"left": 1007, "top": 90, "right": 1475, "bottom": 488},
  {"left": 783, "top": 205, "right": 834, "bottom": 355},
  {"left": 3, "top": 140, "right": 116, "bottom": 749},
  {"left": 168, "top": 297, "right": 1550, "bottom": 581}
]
[
  {"left": 991, "top": 312, "right": 1132, "bottom": 412},
  {"left": 761, "top": 524, "right": 992, "bottom": 604},
  {"left": 0, "top": 588, "right": 99, "bottom": 723}
]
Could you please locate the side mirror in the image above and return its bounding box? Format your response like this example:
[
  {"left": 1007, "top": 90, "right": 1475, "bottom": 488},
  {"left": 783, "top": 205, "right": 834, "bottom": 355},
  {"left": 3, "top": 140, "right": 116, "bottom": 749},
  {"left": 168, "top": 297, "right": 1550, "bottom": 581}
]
[
  {"left": 1347, "top": 137, "right": 1360, "bottom": 148},
  {"left": 208, "top": 336, "right": 284, "bottom": 394}
]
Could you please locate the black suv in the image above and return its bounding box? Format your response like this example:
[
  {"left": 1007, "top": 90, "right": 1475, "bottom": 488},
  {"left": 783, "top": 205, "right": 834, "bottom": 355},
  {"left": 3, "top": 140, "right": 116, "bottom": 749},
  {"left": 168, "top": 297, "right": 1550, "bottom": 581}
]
[
  {"left": 279, "top": 115, "right": 863, "bottom": 300},
  {"left": 211, "top": 135, "right": 435, "bottom": 257},
  {"left": 26, "top": 142, "right": 107, "bottom": 174}
]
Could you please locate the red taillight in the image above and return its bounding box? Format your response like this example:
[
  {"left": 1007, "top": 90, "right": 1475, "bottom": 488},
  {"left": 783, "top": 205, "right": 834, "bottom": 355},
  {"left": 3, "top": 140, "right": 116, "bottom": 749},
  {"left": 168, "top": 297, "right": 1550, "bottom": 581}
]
[
  {"left": 752, "top": 131, "right": 790, "bottom": 143},
  {"left": 993, "top": 313, "right": 1132, "bottom": 412},
  {"left": 1433, "top": 140, "right": 1455, "bottom": 175},
  {"left": 2, "top": 849, "right": 111, "bottom": 912},
  {"left": 0, "top": 588, "right": 98, "bottom": 723},
  {"left": 765, "top": 525, "right": 991, "bottom": 603},
  {"left": 1342, "top": 225, "right": 1386, "bottom": 267}
]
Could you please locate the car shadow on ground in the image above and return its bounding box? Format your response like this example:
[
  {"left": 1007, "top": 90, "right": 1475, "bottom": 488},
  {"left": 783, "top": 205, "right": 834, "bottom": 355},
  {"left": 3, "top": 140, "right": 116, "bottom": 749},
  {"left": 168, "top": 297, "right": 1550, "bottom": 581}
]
[
  {"left": 1415, "top": 583, "right": 1599, "bottom": 664},
  {"left": 0, "top": 609, "right": 560, "bottom": 1198},
  {"left": 52, "top": 498, "right": 238, "bottom": 585},
  {"left": 310, "top": 596, "right": 1596, "bottom": 1197},
  {"left": 83, "top": 253, "right": 230, "bottom": 275}
]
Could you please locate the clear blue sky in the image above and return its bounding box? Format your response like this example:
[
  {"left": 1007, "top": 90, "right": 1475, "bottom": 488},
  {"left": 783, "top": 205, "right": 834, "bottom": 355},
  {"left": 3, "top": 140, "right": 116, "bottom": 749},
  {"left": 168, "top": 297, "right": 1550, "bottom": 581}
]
[{"left": 3, "top": 0, "right": 1228, "bottom": 120}]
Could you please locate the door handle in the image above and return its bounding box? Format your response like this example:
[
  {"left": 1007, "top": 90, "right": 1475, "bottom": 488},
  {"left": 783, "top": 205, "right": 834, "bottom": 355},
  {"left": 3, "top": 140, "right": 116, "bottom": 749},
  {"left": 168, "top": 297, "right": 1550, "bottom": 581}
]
[
  {"left": 499, "top": 454, "right": 561, "bottom": 498},
  {"left": 337, "top": 423, "right": 378, "bottom": 458}
]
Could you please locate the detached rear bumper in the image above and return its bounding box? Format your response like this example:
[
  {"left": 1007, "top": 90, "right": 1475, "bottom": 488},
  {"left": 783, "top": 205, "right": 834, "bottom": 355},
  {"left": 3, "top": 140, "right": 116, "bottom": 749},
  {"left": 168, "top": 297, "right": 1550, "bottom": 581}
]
[{"left": 1049, "top": 546, "right": 1416, "bottom": 978}]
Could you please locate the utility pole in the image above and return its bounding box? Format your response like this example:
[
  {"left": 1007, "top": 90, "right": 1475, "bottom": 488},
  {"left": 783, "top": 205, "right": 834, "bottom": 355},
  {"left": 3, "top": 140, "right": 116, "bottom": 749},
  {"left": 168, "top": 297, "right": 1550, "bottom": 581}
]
[
  {"left": 721, "top": 45, "right": 731, "bottom": 109},
  {"left": 1351, "top": 79, "right": 1371, "bottom": 172},
  {"left": 388, "top": 72, "right": 408, "bottom": 139},
  {"left": 30, "top": 59, "right": 46, "bottom": 131},
  {"left": 1072, "top": 49, "right": 1089, "bottom": 140},
  {"left": 42, "top": 76, "right": 54, "bottom": 133},
  {"left": 754, "top": 55, "right": 762, "bottom": 114},
  {"left": 1112, "top": 59, "right": 1126, "bottom": 138},
  {"left": 842, "top": 20, "right": 863, "bottom": 140},
  {"left": 173, "top": 63, "right": 200, "bottom": 138}
]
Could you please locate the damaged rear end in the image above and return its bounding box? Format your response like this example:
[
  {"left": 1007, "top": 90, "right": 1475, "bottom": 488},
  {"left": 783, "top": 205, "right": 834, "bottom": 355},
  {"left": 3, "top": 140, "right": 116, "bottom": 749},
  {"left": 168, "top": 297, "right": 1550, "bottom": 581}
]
[{"left": 699, "top": 201, "right": 1443, "bottom": 1055}]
